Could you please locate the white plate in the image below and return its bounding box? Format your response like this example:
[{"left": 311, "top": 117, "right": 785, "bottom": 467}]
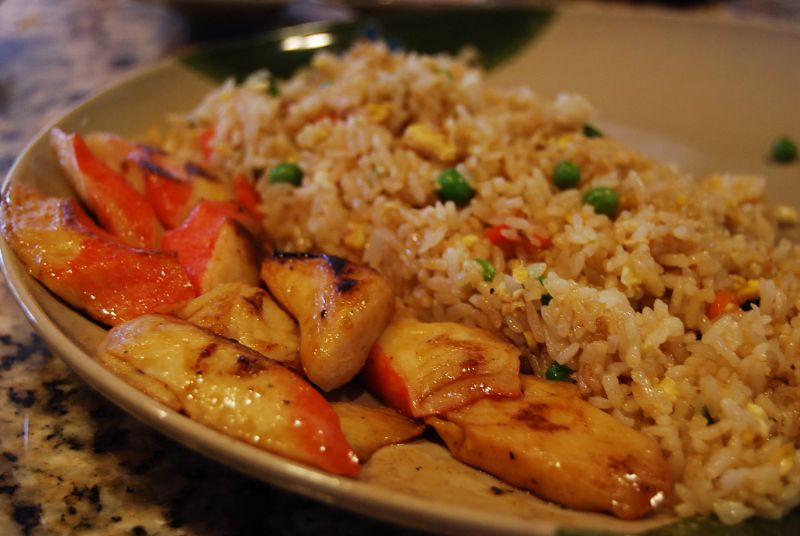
[{"left": 2, "top": 7, "right": 799, "bottom": 535}]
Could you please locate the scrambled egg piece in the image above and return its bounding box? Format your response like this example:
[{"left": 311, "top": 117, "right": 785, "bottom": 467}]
[
  {"left": 746, "top": 402, "right": 770, "bottom": 438},
  {"left": 731, "top": 277, "right": 760, "bottom": 302},
  {"left": 462, "top": 234, "right": 479, "bottom": 247},
  {"left": 659, "top": 377, "right": 679, "bottom": 403},
  {"left": 621, "top": 266, "right": 642, "bottom": 289},
  {"left": 557, "top": 134, "right": 573, "bottom": 150},
  {"left": 344, "top": 222, "right": 367, "bottom": 250},
  {"left": 403, "top": 123, "right": 456, "bottom": 161},
  {"left": 776, "top": 205, "right": 799, "bottom": 225},
  {"left": 512, "top": 265, "right": 529, "bottom": 285},
  {"left": 364, "top": 102, "right": 393, "bottom": 124}
]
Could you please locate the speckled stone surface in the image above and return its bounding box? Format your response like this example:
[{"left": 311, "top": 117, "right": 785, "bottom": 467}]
[{"left": 1, "top": 1, "right": 798, "bottom": 535}]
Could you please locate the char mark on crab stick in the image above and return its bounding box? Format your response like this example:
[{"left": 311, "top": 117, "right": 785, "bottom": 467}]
[{"left": 50, "top": 128, "right": 163, "bottom": 249}]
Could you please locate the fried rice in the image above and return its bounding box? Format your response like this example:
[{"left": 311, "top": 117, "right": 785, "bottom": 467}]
[{"left": 163, "top": 41, "right": 800, "bottom": 523}]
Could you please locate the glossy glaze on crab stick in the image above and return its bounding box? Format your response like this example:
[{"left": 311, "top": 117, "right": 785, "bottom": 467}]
[
  {"left": 427, "top": 375, "right": 672, "bottom": 520},
  {"left": 162, "top": 200, "right": 261, "bottom": 295},
  {"left": 363, "top": 317, "right": 522, "bottom": 417},
  {"left": 97, "top": 314, "right": 361, "bottom": 477},
  {"left": 50, "top": 128, "right": 163, "bottom": 249},
  {"left": 177, "top": 282, "right": 301, "bottom": 369},
  {"left": 127, "top": 144, "right": 236, "bottom": 229},
  {"left": 331, "top": 402, "right": 425, "bottom": 462},
  {"left": 0, "top": 184, "right": 194, "bottom": 326},
  {"left": 261, "top": 252, "right": 395, "bottom": 392}
]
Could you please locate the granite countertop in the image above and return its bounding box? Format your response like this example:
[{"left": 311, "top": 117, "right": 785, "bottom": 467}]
[{"left": 0, "top": 0, "right": 798, "bottom": 535}]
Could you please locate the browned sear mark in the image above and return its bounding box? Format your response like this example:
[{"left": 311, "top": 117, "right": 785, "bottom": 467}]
[
  {"left": 336, "top": 278, "right": 357, "bottom": 293},
  {"left": 197, "top": 342, "right": 218, "bottom": 362},
  {"left": 427, "top": 334, "right": 487, "bottom": 369},
  {"left": 134, "top": 158, "right": 180, "bottom": 182},
  {"left": 513, "top": 403, "right": 568, "bottom": 432},
  {"left": 184, "top": 162, "right": 217, "bottom": 181},
  {"left": 241, "top": 289, "right": 264, "bottom": 314},
  {"left": 234, "top": 354, "right": 267, "bottom": 377}
]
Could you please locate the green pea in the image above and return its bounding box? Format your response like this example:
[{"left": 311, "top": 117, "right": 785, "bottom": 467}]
[
  {"left": 474, "top": 258, "right": 496, "bottom": 282},
  {"left": 537, "top": 275, "right": 552, "bottom": 305},
  {"left": 436, "top": 168, "right": 475, "bottom": 206},
  {"left": 583, "top": 123, "right": 603, "bottom": 138},
  {"left": 268, "top": 77, "right": 280, "bottom": 97},
  {"left": 552, "top": 160, "right": 581, "bottom": 190},
  {"left": 772, "top": 136, "right": 798, "bottom": 163},
  {"left": 270, "top": 162, "right": 303, "bottom": 186},
  {"left": 437, "top": 68, "right": 454, "bottom": 80},
  {"left": 545, "top": 362, "right": 572, "bottom": 382},
  {"left": 583, "top": 186, "right": 618, "bottom": 217},
  {"left": 702, "top": 405, "right": 715, "bottom": 425}
]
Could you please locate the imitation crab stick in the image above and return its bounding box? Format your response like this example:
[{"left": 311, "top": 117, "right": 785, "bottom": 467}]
[
  {"left": 162, "top": 200, "right": 261, "bottom": 295},
  {"left": 98, "top": 315, "right": 360, "bottom": 476},
  {"left": 177, "top": 282, "right": 301, "bottom": 369},
  {"left": 50, "top": 128, "right": 163, "bottom": 249},
  {"left": 261, "top": 252, "right": 395, "bottom": 392},
  {"left": 330, "top": 402, "right": 425, "bottom": 462},
  {"left": 362, "top": 317, "right": 522, "bottom": 417},
  {"left": 199, "top": 129, "right": 264, "bottom": 218},
  {"left": 128, "top": 144, "right": 235, "bottom": 229},
  {"left": 0, "top": 184, "right": 194, "bottom": 326},
  {"left": 427, "top": 375, "right": 671, "bottom": 520},
  {"left": 82, "top": 131, "right": 146, "bottom": 192}
]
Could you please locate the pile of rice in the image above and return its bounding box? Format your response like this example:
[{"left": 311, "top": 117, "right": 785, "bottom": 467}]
[{"left": 165, "top": 41, "right": 800, "bottom": 523}]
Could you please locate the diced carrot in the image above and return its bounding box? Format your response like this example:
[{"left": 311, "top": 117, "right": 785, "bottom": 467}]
[
  {"left": 532, "top": 234, "right": 551, "bottom": 249},
  {"left": 707, "top": 289, "right": 739, "bottom": 320},
  {"left": 484, "top": 223, "right": 551, "bottom": 252},
  {"left": 484, "top": 223, "right": 517, "bottom": 247}
]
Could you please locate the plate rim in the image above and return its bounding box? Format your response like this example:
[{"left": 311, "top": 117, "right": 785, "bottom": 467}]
[{"left": 3, "top": 11, "right": 798, "bottom": 535}]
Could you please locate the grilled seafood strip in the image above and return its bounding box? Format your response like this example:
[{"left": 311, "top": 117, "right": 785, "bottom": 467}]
[
  {"left": 82, "top": 131, "right": 145, "bottom": 191},
  {"left": 363, "top": 317, "right": 522, "bottom": 417},
  {"left": 97, "top": 314, "right": 360, "bottom": 477},
  {"left": 162, "top": 201, "right": 260, "bottom": 294},
  {"left": 50, "top": 128, "right": 162, "bottom": 248},
  {"left": 71, "top": 129, "right": 264, "bottom": 234},
  {"left": 178, "top": 282, "right": 300, "bottom": 369},
  {"left": 426, "top": 375, "right": 671, "bottom": 520},
  {"left": 128, "top": 144, "right": 237, "bottom": 229},
  {"left": 261, "top": 252, "right": 395, "bottom": 391},
  {"left": 331, "top": 402, "right": 426, "bottom": 461},
  {"left": 0, "top": 184, "right": 194, "bottom": 325}
]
